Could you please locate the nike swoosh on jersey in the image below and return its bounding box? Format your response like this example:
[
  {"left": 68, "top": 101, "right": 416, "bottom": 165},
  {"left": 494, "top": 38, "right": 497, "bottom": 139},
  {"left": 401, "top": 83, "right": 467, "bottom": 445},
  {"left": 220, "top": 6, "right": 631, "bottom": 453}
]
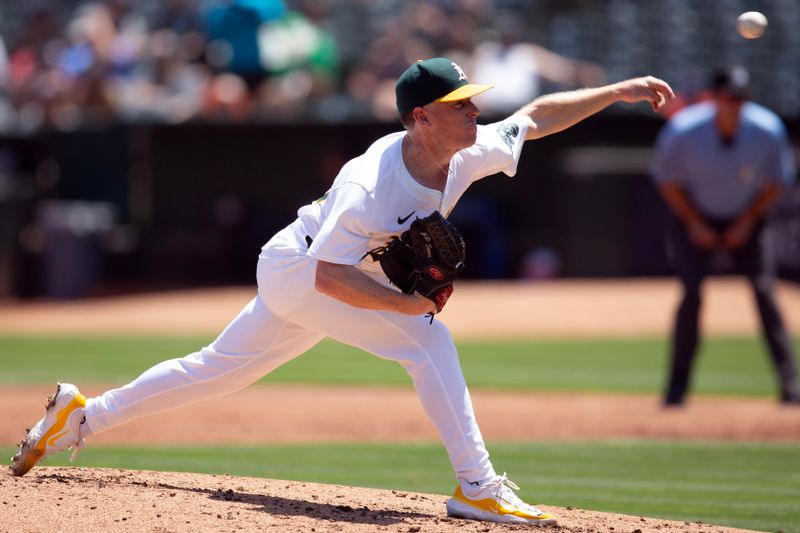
[{"left": 397, "top": 211, "right": 415, "bottom": 224}]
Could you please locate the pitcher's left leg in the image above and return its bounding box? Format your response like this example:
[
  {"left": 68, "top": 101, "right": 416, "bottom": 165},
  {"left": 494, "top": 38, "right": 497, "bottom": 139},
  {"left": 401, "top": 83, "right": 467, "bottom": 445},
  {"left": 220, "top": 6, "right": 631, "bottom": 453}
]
[
  {"left": 311, "top": 312, "right": 554, "bottom": 525},
  {"left": 258, "top": 255, "right": 556, "bottom": 524},
  {"left": 275, "top": 297, "right": 490, "bottom": 483}
]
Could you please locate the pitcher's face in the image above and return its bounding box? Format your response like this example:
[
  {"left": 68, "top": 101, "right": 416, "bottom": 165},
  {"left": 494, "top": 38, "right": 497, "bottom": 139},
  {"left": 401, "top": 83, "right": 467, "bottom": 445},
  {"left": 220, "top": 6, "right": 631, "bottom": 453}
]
[{"left": 424, "top": 98, "right": 480, "bottom": 150}]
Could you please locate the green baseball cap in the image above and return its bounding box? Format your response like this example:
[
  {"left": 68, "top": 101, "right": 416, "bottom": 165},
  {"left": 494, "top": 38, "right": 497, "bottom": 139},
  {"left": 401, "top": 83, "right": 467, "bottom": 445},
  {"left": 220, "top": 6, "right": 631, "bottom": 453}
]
[{"left": 395, "top": 57, "right": 493, "bottom": 116}]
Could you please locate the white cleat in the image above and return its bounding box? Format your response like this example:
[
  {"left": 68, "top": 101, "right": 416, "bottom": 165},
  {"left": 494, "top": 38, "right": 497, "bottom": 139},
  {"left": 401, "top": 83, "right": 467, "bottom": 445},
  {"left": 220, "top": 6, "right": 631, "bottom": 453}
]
[
  {"left": 446, "top": 473, "right": 557, "bottom": 526},
  {"left": 10, "top": 383, "right": 87, "bottom": 476}
]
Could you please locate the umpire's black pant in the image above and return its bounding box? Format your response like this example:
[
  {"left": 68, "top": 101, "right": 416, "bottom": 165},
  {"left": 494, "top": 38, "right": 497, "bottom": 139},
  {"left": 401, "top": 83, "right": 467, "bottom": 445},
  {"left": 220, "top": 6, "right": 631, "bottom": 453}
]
[{"left": 665, "top": 216, "right": 799, "bottom": 404}]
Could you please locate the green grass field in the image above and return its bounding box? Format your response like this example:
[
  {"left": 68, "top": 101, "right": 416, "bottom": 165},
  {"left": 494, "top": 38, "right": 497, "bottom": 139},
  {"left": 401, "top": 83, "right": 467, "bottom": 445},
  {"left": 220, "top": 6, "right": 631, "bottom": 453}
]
[
  {"left": 0, "top": 335, "right": 794, "bottom": 396},
  {"left": 2, "top": 334, "right": 799, "bottom": 532}
]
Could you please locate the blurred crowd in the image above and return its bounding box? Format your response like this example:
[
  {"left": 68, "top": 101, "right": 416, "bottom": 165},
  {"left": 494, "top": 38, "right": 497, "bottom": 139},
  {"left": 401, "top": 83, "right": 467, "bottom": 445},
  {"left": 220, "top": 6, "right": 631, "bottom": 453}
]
[
  {"left": 0, "top": 0, "right": 608, "bottom": 133},
  {"left": 1, "top": 0, "right": 798, "bottom": 133}
]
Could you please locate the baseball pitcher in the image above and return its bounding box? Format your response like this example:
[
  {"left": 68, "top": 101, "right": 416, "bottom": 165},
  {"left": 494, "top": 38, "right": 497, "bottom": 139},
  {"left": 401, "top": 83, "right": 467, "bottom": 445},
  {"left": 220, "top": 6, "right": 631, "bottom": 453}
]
[{"left": 12, "top": 57, "right": 673, "bottom": 526}]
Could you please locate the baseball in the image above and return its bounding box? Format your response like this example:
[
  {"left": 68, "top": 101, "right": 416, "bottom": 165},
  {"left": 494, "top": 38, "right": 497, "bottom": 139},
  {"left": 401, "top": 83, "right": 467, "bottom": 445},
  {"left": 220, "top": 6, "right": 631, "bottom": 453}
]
[{"left": 736, "top": 11, "right": 767, "bottom": 39}]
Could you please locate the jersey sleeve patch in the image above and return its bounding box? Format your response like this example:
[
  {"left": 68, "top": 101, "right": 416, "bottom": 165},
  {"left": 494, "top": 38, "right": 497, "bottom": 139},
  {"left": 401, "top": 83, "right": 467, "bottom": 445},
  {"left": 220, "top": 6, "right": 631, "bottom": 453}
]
[{"left": 496, "top": 122, "right": 520, "bottom": 150}]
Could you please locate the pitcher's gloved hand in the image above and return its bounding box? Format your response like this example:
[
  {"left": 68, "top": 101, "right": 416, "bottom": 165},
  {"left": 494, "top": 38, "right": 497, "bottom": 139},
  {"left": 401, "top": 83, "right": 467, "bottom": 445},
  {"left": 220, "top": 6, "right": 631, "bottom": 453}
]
[{"left": 365, "top": 211, "right": 465, "bottom": 313}]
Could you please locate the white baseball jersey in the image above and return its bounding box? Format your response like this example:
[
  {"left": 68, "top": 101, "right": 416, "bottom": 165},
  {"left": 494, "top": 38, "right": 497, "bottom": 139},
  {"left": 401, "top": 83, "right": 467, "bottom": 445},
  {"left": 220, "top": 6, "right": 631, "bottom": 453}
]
[
  {"left": 84, "top": 115, "right": 529, "bottom": 487},
  {"left": 264, "top": 115, "right": 528, "bottom": 286}
]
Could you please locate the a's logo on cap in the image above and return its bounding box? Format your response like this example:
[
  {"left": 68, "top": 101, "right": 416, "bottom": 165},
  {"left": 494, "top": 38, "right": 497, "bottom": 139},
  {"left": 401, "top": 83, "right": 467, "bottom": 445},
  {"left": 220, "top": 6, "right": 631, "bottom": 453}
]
[{"left": 451, "top": 62, "right": 467, "bottom": 81}]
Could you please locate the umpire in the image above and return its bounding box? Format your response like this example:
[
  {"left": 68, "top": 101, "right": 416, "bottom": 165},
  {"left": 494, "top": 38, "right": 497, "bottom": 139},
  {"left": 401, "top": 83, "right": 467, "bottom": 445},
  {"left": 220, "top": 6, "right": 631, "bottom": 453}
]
[{"left": 652, "top": 64, "right": 800, "bottom": 406}]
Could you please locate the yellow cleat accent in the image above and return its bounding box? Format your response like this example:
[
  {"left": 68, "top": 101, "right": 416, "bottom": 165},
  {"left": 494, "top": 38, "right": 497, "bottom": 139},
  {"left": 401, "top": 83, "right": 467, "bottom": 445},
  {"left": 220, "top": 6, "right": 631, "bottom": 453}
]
[
  {"left": 446, "top": 473, "right": 557, "bottom": 526},
  {"left": 10, "top": 384, "right": 87, "bottom": 476}
]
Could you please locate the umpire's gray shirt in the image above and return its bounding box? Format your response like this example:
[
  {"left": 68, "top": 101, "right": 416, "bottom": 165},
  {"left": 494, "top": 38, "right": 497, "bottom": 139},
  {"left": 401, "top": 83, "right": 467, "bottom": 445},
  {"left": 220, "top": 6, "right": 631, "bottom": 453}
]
[{"left": 652, "top": 101, "right": 796, "bottom": 219}]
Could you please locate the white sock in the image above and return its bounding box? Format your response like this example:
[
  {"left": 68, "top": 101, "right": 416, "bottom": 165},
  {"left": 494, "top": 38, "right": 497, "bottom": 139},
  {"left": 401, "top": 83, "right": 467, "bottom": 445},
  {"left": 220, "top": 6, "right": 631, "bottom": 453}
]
[{"left": 460, "top": 474, "right": 497, "bottom": 496}]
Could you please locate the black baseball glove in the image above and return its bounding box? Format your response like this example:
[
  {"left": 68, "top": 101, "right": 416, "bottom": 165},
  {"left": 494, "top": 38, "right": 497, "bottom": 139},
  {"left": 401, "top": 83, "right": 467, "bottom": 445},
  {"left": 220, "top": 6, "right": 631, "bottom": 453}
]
[{"left": 365, "top": 211, "right": 465, "bottom": 314}]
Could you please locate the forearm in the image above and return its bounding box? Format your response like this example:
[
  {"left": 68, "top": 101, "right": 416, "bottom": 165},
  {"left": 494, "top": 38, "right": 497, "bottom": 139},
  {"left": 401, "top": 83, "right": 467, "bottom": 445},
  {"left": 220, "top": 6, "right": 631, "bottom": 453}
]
[
  {"left": 658, "top": 182, "right": 720, "bottom": 249},
  {"left": 315, "top": 260, "right": 431, "bottom": 315},
  {"left": 515, "top": 85, "right": 622, "bottom": 139},
  {"left": 735, "top": 184, "right": 781, "bottom": 225},
  {"left": 657, "top": 183, "right": 706, "bottom": 225},
  {"left": 516, "top": 76, "right": 673, "bottom": 140},
  {"left": 718, "top": 185, "right": 781, "bottom": 250}
]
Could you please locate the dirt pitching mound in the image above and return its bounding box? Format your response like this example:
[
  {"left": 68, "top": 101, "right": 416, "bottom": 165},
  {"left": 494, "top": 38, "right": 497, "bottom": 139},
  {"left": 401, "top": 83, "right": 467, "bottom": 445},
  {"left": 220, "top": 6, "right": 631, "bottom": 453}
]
[{"left": 1, "top": 467, "right": 755, "bottom": 533}]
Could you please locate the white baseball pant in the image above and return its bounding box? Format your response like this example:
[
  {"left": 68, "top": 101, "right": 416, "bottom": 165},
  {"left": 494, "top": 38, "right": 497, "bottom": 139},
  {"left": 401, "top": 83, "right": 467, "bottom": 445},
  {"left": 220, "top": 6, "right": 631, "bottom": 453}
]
[{"left": 83, "top": 252, "right": 496, "bottom": 483}]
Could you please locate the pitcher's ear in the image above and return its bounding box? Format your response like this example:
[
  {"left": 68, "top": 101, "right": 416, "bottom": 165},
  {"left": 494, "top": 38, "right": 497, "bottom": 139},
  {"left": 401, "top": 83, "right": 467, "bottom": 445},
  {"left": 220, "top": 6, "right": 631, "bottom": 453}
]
[{"left": 413, "top": 107, "right": 431, "bottom": 126}]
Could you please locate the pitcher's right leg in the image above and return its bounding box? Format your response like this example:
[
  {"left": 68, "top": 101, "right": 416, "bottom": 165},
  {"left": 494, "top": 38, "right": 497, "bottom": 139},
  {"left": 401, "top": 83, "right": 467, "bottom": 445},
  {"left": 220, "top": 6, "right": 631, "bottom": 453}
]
[
  {"left": 11, "top": 383, "right": 87, "bottom": 476},
  {"left": 11, "top": 294, "right": 323, "bottom": 475},
  {"left": 85, "top": 295, "right": 323, "bottom": 435}
]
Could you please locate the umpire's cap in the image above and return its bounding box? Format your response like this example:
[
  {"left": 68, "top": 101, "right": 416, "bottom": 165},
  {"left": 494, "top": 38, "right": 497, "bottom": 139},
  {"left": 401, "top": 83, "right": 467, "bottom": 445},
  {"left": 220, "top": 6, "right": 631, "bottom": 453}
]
[
  {"left": 395, "top": 58, "right": 493, "bottom": 116},
  {"left": 710, "top": 64, "right": 751, "bottom": 99}
]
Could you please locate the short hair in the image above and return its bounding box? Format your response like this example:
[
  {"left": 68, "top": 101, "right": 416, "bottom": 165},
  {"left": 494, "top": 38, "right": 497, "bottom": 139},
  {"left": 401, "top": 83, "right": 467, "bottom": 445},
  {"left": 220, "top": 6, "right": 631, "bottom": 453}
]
[{"left": 400, "top": 112, "right": 416, "bottom": 130}]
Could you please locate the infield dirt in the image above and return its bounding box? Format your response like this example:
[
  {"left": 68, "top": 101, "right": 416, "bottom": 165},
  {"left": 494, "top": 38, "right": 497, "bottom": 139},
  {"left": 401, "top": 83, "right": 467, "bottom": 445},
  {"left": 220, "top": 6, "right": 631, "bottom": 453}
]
[
  {"left": 0, "top": 468, "right": 759, "bottom": 533},
  {"left": 2, "top": 279, "right": 798, "bottom": 532}
]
